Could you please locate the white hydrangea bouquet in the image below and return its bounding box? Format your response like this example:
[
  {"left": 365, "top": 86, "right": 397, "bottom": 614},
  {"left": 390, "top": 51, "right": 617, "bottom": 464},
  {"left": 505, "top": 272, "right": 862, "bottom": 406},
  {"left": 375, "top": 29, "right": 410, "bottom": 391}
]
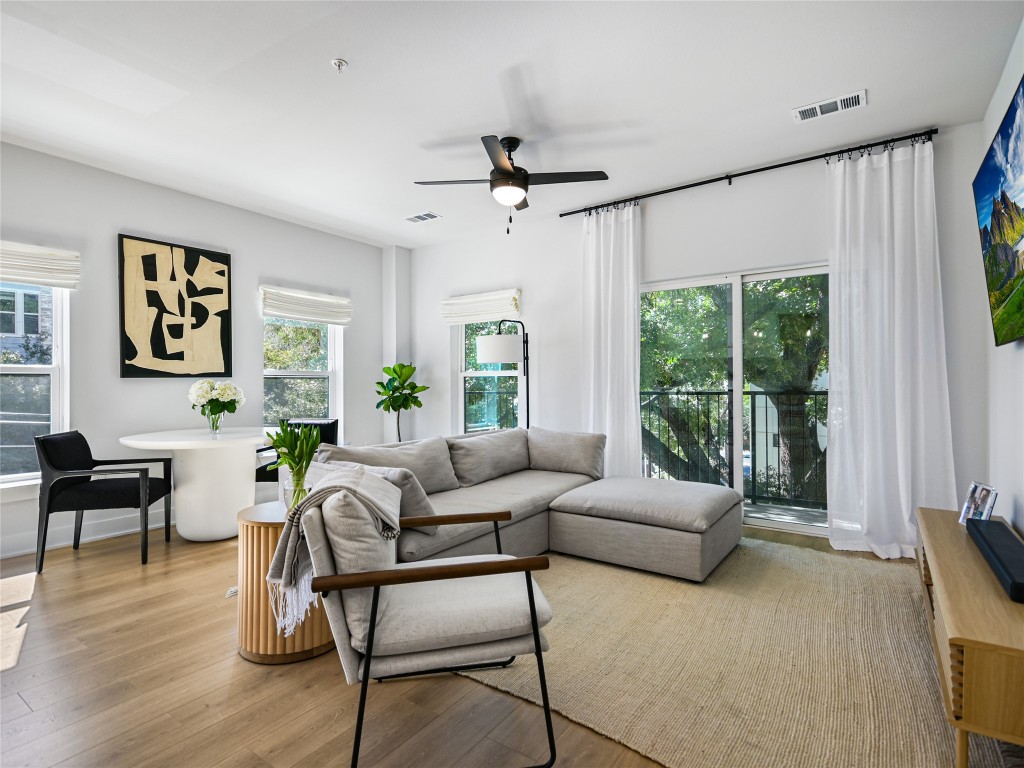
[{"left": 188, "top": 379, "right": 245, "bottom": 433}]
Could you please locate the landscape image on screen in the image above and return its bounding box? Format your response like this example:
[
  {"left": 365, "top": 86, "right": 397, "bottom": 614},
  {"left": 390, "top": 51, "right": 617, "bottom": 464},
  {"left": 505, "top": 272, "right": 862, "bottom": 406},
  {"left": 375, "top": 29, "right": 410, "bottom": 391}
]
[{"left": 972, "top": 75, "right": 1024, "bottom": 346}]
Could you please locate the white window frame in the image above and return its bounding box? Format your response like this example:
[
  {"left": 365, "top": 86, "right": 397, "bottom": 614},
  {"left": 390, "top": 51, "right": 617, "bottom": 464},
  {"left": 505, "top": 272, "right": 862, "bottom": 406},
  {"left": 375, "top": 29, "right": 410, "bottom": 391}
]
[
  {"left": 261, "top": 318, "right": 343, "bottom": 432},
  {"left": 458, "top": 321, "right": 524, "bottom": 434},
  {"left": 0, "top": 286, "right": 70, "bottom": 485}
]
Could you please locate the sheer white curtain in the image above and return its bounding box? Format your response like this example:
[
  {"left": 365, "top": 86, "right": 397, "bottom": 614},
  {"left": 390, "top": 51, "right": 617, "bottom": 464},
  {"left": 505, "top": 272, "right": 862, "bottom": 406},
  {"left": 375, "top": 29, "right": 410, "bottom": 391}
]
[
  {"left": 827, "top": 141, "right": 957, "bottom": 558},
  {"left": 582, "top": 203, "right": 642, "bottom": 477}
]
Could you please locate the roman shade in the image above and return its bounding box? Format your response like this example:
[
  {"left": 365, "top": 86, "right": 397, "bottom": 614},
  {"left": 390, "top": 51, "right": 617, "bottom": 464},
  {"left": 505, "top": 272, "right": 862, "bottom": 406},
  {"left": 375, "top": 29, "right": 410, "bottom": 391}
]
[
  {"left": 0, "top": 241, "right": 81, "bottom": 289},
  {"left": 259, "top": 284, "right": 352, "bottom": 326},
  {"left": 440, "top": 288, "right": 520, "bottom": 325}
]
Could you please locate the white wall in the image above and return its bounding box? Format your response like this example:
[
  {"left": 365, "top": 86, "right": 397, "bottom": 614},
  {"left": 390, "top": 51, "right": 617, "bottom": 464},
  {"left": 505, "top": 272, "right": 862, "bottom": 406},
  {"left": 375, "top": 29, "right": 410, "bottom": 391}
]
[
  {"left": 410, "top": 218, "right": 583, "bottom": 438},
  {"left": 381, "top": 245, "right": 413, "bottom": 443},
  {"left": 982, "top": 19, "right": 1024, "bottom": 534},
  {"left": 644, "top": 160, "right": 826, "bottom": 283},
  {"left": 409, "top": 141, "right": 989, "bottom": 509},
  {"left": 0, "top": 143, "right": 385, "bottom": 557},
  {"left": 933, "top": 122, "right": 993, "bottom": 501}
]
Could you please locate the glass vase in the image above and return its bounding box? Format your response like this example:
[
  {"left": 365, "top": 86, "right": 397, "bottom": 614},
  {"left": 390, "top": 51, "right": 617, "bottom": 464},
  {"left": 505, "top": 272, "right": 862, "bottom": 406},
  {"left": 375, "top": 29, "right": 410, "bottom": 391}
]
[
  {"left": 206, "top": 410, "right": 223, "bottom": 434},
  {"left": 284, "top": 473, "right": 311, "bottom": 510}
]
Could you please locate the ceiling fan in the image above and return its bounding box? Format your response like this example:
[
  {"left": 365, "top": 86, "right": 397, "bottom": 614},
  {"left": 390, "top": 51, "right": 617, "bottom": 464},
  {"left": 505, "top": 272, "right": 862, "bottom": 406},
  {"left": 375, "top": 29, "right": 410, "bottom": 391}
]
[{"left": 415, "top": 135, "right": 608, "bottom": 210}]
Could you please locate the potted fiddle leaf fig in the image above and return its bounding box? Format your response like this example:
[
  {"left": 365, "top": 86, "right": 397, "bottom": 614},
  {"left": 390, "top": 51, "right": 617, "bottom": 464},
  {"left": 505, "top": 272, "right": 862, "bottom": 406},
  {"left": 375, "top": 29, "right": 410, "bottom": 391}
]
[{"left": 375, "top": 363, "right": 429, "bottom": 442}]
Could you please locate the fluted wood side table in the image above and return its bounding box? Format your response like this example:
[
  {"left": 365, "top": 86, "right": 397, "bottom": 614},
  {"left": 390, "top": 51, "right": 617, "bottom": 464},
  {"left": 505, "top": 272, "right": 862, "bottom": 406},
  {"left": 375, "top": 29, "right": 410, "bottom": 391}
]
[{"left": 237, "top": 501, "right": 335, "bottom": 664}]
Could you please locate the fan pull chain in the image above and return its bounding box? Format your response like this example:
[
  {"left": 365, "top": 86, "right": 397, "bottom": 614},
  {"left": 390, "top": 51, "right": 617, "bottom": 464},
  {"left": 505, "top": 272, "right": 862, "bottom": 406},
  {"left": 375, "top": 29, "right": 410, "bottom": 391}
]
[{"left": 507, "top": 207, "right": 513, "bottom": 235}]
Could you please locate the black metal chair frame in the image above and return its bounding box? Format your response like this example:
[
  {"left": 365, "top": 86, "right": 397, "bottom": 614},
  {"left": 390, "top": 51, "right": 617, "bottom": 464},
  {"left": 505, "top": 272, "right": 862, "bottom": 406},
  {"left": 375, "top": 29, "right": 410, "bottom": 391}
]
[
  {"left": 34, "top": 434, "right": 172, "bottom": 572},
  {"left": 311, "top": 516, "right": 556, "bottom": 768}
]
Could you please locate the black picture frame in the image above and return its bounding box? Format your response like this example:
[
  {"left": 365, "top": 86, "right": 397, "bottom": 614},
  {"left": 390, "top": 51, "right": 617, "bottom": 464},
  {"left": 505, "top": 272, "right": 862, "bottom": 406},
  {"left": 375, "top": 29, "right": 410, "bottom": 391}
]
[{"left": 118, "top": 234, "right": 232, "bottom": 378}]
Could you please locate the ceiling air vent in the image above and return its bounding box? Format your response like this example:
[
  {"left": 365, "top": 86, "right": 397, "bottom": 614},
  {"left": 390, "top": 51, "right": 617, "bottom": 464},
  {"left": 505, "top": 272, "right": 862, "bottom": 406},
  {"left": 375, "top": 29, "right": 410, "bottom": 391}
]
[
  {"left": 792, "top": 90, "right": 867, "bottom": 123},
  {"left": 405, "top": 211, "right": 441, "bottom": 223}
]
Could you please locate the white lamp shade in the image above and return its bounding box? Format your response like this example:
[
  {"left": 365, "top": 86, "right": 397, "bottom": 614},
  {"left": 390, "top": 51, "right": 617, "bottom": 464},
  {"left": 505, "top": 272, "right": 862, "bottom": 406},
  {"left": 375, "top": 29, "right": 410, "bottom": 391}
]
[{"left": 476, "top": 334, "right": 523, "bottom": 363}]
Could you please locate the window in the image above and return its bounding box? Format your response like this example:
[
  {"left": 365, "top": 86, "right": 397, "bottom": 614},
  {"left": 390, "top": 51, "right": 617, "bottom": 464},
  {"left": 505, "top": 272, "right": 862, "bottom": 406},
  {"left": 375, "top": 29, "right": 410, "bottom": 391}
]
[
  {"left": 0, "top": 282, "right": 66, "bottom": 479},
  {"left": 262, "top": 317, "right": 340, "bottom": 427},
  {"left": 461, "top": 321, "right": 521, "bottom": 433},
  {"left": 640, "top": 267, "right": 828, "bottom": 527},
  {"left": 0, "top": 286, "right": 42, "bottom": 337},
  {"left": 0, "top": 290, "right": 14, "bottom": 334}
]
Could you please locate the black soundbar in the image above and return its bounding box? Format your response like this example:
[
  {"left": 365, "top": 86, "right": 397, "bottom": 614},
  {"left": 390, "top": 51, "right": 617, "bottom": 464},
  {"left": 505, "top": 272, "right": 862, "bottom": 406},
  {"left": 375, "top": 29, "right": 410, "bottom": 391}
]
[{"left": 966, "top": 518, "right": 1024, "bottom": 603}]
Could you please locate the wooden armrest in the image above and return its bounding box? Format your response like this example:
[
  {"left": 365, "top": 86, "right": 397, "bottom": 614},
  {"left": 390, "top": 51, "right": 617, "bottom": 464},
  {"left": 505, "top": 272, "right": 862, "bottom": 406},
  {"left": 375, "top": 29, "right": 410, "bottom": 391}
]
[
  {"left": 400, "top": 510, "right": 511, "bottom": 528},
  {"left": 311, "top": 555, "right": 549, "bottom": 593}
]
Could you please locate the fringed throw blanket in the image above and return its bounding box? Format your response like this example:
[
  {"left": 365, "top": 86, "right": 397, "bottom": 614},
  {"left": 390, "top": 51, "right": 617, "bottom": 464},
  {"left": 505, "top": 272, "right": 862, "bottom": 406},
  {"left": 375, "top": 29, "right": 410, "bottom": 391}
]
[{"left": 266, "top": 467, "right": 400, "bottom": 636}]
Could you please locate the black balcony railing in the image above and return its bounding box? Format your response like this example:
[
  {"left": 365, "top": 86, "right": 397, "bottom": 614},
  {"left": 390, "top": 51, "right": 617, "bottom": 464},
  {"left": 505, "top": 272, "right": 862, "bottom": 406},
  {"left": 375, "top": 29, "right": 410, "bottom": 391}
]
[
  {"left": 640, "top": 389, "right": 828, "bottom": 510},
  {"left": 746, "top": 390, "right": 828, "bottom": 510},
  {"left": 640, "top": 390, "right": 732, "bottom": 486}
]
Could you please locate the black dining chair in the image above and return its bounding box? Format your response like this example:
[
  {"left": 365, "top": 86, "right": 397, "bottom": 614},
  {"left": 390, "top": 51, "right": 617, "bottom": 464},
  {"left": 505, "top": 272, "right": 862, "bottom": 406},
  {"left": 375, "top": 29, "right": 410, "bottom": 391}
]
[
  {"left": 34, "top": 431, "right": 172, "bottom": 573},
  {"left": 255, "top": 418, "right": 339, "bottom": 483}
]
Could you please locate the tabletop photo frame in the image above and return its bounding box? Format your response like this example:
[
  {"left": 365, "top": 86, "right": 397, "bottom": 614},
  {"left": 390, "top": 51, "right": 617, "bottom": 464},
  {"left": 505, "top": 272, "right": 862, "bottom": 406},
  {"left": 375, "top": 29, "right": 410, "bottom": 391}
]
[{"left": 958, "top": 481, "right": 998, "bottom": 525}]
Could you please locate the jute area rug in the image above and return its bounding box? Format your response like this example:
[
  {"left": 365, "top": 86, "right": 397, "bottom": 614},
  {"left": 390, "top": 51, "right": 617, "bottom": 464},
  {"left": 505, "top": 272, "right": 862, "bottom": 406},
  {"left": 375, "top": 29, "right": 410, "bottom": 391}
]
[{"left": 463, "top": 539, "right": 1005, "bottom": 768}]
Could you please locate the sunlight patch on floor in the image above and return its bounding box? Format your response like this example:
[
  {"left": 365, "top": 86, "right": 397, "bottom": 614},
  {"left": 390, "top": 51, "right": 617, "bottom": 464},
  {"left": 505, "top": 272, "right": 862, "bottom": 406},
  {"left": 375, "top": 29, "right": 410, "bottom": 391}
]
[
  {"left": 1, "top": 572, "right": 36, "bottom": 670},
  {"left": 1, "top": 606, "right": 29, "bottom": 670}
]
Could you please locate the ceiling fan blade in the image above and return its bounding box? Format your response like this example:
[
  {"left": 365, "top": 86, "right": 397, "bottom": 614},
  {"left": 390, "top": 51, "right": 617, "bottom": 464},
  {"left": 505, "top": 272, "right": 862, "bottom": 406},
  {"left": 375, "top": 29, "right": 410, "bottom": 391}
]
[
  {"left": 482, "top": 135, "right": 514, "bottom": 173},
  {"left": 515, "top": 197, "right": 529, "bottom": 211},
  {"left": 528, "top": 171, "right": 608, "bottom": 185},
  {"left": 414, "top": 179, "right": 489, "bottom": 185}
]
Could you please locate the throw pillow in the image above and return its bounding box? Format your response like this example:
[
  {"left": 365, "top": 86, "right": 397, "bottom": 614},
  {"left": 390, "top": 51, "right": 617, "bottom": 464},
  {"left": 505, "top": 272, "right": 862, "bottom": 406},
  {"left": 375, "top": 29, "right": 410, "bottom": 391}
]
[
  {"left": 308, "top": 460, "right": 438, "bottom": 535},
  {"left": 317, "top": 467, "right": 402, "bottom": 651},
  {"left": 315, "top": 437, "right": 459, "bottom": 494},
  {"left": 527, "top": 426, "right": 606, "bottom": 479},
  {"left": 446, "top": 429, "right": 530, "bottom": 487}
]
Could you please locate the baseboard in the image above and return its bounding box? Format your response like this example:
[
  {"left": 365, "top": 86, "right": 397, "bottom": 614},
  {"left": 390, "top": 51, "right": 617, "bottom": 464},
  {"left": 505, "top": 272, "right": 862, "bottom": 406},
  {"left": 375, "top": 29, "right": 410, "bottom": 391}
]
[
  {"left": 1, "top": 510, "right": 177, "bottom": 559},
  {"left": 743, "top": 517, "right": 829, "bottom": 538}
]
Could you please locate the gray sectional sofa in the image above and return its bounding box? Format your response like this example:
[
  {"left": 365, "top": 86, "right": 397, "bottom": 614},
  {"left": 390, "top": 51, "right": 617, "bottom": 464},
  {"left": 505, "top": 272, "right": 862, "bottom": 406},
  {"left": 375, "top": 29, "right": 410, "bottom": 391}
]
[{"left": 309, "top": 426, "right": 742, "bottom": 582}]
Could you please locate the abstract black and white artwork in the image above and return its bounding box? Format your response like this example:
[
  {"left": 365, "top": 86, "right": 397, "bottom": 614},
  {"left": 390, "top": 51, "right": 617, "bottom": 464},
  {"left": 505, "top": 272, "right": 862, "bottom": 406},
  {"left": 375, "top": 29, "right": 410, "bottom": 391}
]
[{"left": 118, "top": 234, "right": 232, "bottom": 378}]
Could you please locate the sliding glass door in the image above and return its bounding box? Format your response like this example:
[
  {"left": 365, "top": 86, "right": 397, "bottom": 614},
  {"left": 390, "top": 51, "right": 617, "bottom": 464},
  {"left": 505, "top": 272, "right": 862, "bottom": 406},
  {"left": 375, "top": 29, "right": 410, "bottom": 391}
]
[
  {"left": 640, "top": 282, "right": 733, "bottom": 485},
  {"left": 641, "top": 268, "right": 828, "bottom": 527},
  {"left": 741, "top": 273, "right": 829, "bottom": 524}
]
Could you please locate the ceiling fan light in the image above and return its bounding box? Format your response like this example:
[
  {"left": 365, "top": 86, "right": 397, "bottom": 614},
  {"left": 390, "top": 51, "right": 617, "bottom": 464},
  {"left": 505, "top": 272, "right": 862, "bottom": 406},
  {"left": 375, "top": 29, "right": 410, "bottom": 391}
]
[{"left": 491, "top": 179, "right": 527, "bottom": 206}]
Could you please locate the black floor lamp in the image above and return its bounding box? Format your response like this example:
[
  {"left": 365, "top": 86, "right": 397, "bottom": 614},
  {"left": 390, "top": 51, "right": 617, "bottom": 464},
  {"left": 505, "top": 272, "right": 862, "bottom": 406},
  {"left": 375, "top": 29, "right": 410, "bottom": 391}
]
[{"left": 475, "top": 319, "right": 530, "bottom": 428}]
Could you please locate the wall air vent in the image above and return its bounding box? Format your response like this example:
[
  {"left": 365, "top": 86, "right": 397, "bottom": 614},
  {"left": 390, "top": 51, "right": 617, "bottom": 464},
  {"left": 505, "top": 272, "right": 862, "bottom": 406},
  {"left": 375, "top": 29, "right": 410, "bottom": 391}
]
[
  {"left": 792, "top": 90, "right": 867, "bottom": 123},
  {"left": 405, "top": 211, "right": 441, "bottom": 223}
]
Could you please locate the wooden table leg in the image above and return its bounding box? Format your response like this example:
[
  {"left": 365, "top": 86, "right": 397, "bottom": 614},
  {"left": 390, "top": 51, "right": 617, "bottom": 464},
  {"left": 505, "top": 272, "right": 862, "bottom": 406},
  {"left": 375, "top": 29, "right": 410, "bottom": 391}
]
[{"left": 955, "top": 727, "right": 969, "bottom": 768}]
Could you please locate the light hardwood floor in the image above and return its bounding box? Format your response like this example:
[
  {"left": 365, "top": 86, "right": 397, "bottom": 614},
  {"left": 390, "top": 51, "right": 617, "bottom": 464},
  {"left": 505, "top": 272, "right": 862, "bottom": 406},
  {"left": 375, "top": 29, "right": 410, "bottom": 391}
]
[{"left": 1, "top": 529, "right": 661, "bottom": 768}]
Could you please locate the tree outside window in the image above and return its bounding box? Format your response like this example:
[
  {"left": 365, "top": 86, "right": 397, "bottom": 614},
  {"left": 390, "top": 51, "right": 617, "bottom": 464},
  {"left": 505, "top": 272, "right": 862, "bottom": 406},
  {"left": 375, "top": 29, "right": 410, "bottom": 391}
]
[
  {"left": 262, "top": 317, "right": 331, "bottom": 426},
  {"left": 640, "top": 272, "right": 828, "bottom": 513}
]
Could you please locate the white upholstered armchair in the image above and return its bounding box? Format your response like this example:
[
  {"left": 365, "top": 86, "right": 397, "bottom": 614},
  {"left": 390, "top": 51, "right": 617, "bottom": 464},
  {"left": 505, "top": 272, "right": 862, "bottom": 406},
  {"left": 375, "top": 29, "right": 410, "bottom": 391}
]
[{"left": 302, "top": 505, "right": 557, "bottom": 768}]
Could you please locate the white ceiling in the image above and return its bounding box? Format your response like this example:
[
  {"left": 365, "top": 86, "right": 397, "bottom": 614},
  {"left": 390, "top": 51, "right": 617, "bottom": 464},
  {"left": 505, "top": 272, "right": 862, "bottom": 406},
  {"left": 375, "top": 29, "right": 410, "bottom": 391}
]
[{"left": 2, "top": 1, "right": 1021, "bottom": 249}]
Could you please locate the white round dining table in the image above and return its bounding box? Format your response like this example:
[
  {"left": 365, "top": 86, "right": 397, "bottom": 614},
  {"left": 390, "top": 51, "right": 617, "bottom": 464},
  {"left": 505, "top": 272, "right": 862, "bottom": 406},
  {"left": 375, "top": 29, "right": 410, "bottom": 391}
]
[{"left": 120, "top": 427, "right": 268, "bottom": 541}]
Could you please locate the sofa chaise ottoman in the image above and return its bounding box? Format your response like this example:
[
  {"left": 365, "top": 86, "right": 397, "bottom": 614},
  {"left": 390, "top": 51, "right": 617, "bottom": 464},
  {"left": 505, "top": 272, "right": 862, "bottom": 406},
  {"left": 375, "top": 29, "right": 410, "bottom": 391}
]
[{"left": 548, "top": 477, "right": 743, "bottom": 582}]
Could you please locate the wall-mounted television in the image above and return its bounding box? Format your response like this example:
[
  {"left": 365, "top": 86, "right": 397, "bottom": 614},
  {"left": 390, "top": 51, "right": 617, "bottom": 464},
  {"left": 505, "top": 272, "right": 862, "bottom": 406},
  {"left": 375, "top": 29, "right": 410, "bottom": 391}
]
[{"left": 972, "top": 74, "right": 1024, "bottom": 347}]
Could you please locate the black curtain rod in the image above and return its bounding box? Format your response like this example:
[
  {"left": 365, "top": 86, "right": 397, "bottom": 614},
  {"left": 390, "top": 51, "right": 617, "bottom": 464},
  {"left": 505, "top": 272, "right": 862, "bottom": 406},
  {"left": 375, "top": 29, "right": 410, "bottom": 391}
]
[{"left": 559, "top": 127, "right": 939, "bottom": 218}]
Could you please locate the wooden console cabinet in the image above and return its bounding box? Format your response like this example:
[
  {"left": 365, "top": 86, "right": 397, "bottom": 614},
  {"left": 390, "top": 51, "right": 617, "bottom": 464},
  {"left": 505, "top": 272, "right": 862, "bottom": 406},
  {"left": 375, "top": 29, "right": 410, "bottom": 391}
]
[{"left": 917, "top": 507, "right": 1024, "bottom": 767}]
